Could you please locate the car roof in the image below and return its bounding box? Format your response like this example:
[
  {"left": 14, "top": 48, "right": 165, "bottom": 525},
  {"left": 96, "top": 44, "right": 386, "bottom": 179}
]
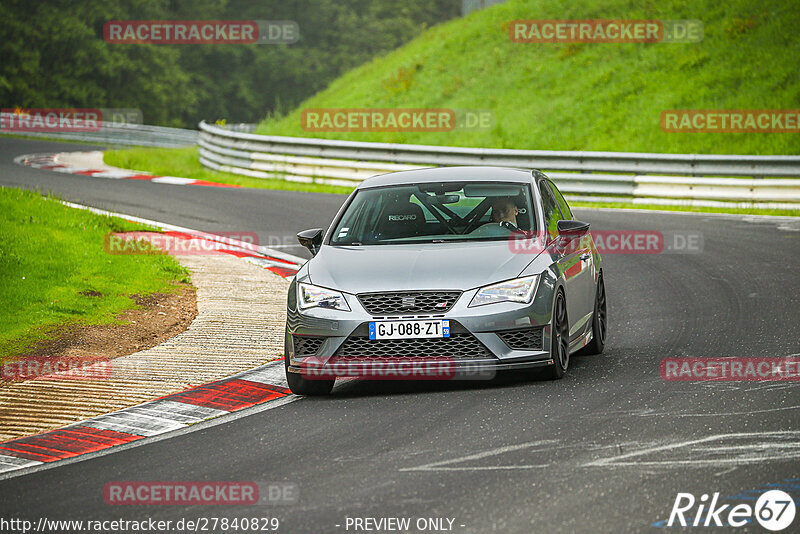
[{"left": 357, "top": 166, "right": 535, "bottom": 189}]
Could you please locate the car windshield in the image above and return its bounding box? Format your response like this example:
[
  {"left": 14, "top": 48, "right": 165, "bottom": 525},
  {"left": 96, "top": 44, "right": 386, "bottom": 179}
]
[{"left": 330, "top": 181, "right": 536, "bottom": 245}]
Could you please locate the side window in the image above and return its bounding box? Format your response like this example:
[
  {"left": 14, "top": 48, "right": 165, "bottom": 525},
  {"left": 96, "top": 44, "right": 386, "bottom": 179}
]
[
  {"left": 547, "top": 180, "right": 573, "bottom": 220},
  {"left": 538, "top": 181, "right": 562, "bottom": 240}
]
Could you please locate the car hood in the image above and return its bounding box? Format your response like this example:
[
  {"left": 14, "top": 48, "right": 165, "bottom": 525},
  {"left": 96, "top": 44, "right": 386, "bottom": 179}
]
[{"left": 307, "top": 241, "right": 538, "bottom": 293}]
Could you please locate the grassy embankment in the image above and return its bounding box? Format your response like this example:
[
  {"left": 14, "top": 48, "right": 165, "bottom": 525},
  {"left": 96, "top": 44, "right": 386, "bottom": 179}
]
[
  {"left": 105, "top": 0, "right": 799, "bottom": 215},
  {"left": 0, "top": 187, "right": 190, "bottom": 358}
]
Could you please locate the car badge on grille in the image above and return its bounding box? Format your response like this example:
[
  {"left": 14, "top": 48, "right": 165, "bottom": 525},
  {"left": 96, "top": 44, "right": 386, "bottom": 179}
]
[
  {"left": 435, "top": 301, "right": 449, "bottom": 308},
  {"left": 401, "top": 296, "right": 416, "bottom": 308}
]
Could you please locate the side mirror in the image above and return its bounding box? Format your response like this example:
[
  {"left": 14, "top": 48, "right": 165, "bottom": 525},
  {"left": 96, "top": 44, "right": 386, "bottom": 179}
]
[
  {"left": 297, "top": 228, "right": 324, "bottom": 256},
  {"left": 555, "top": 220, "right": 590, "bottom": 251},
  {"left": 556, "top": 220, "right": 590, "bottom": 239}
]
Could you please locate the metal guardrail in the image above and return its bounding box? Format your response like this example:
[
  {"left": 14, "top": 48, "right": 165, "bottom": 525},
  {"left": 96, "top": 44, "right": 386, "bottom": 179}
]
[
  {"left": 3, "top": 112, "right": 796, "bottom": 209},
  {"left": 0, "top": 113, "right": 197, "bottom": 148},
  {"left": 198, "top": 121, "right": 800, "bottom": 209}
]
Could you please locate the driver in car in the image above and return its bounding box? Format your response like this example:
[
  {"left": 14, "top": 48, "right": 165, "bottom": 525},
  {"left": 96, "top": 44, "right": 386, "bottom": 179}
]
[{"left": 490, "top": 196, "right": 519, "bottom": 228}]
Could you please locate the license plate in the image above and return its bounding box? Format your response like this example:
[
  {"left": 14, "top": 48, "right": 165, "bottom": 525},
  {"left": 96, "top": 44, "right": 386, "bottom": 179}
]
[{"left": 369, "top": 320, "right": 450, "bottom": 340}]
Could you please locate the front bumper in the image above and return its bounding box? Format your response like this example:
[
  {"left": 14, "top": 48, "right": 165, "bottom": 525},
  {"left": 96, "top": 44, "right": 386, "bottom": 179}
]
[
  {"left": 289, "top": 356, "right": 555, "bottom": 380},
  {"left": 286, "top": 279, "right": 558, "bottom": 378}
]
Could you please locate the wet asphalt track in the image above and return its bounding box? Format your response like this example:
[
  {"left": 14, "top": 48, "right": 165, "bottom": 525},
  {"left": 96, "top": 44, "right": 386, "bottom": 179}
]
[{"left": 1, "top": 137, "right": 799, "bottom": 533}]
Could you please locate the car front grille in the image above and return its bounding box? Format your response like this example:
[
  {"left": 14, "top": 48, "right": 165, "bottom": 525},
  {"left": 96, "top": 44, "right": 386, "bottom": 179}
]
[
  {"left": 293, "top": 335, "right": 325, "bottom": 356},
  {"left": 331, "top": 333, "right": 491, "bottom": 361},
  {"left": 497, "top": 327, "right": 543, "bottom": 350},
  {"left": 357, "top": 291, "right": 461, "bottom": 315}
]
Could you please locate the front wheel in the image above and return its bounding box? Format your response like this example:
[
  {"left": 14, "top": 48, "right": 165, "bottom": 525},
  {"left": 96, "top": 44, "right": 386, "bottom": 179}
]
[
  {"left": 284, "top": 332, "right": 334, "bottom": 395},
  {"left": 543, "top": 290, "right": 569, "bottom": 380}
]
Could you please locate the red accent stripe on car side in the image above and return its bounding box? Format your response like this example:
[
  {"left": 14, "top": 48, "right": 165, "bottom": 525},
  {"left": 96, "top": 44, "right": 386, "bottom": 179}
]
[{"left": 565, "top": 262, "right": 582, "bottom": 279}]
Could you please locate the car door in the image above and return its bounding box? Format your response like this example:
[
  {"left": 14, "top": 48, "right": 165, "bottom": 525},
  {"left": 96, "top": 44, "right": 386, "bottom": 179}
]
[
  {"left": 539, "top": 180, "right": 594, "bottom": 342},
  {"left": 544, "top": 180, "right": 595, "bottom": 337}
]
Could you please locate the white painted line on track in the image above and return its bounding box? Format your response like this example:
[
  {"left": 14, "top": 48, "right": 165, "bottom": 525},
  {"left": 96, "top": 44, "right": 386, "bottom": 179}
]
[
  {"left": 77, "top": 411, "right": 187, "bottom": 437},
  {"left": 122, "top": 400, "right": 229, "bottom": 425},
  {"left": 150, "top": 176, "right": 197, "bottom": 185},
  {"left": 237, "top": 362, "right": 290, "bottom": 389},
  {"left": 0, "top": 454, "right": 42, "bottom": 474},
  {"left": 50, "top": 166, "right": 93, "bottom": 174},
  {"left": 0, "top": 360, "right": 298, "bottom": 481},
  {"left": 584, "top": 431, "right": 800, "bottom": 468},
  {"left": 400, "top": 432, "right": 800, "bottom": 473},
  {"left": 60, "top": 200, "right": 306, "bottom": 265},
  {"left": 400, "top": 440, "right": 555, "bottom": 472},
  {"left": 89, "top": 170, "right": 141, "bottom": 179},
  {"left": 0, "top": 393, "right": 298, "bottom": 481}
]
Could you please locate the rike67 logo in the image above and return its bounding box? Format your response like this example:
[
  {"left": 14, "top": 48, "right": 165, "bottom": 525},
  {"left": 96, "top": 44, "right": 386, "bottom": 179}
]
[{"left": 665, "top": 490, "right": 796, "bottom": 530}]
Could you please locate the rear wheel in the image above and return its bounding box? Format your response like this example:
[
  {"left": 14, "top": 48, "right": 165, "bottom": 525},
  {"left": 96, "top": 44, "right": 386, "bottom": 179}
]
[
  {"left": 582, "top": 273, "right": 607, "bottom": 355},
  {"left": 284, "top": 331, "right": 334, "bottom": 395},
  {"left": 544, "top": 290, "right": 569, "bottom": 380}
]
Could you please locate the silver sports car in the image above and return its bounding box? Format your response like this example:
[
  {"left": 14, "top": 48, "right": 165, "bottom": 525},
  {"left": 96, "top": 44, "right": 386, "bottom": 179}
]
[{"left": 284, "top": 166, "right": 606, "bottom": 395}]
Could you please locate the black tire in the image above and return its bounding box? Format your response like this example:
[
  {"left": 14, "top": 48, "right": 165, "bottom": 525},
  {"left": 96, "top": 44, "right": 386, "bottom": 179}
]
[
  {"left": 284, "top": 332, "right": 334, "bottom": 396},
  {"left": 544, "top": 289, "right": 569, "bottom": 380},
  {"left": 582, "top": 273, "right": 607, "bottom": 355}
]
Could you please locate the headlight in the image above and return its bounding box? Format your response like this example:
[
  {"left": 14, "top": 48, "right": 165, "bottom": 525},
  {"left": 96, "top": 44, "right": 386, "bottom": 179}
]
[
  {"left": 298, "top": 283, "right": 350, "bottom": 311},
  {"left": 469, "top": 275, "right": 539, "bottom": 307}
]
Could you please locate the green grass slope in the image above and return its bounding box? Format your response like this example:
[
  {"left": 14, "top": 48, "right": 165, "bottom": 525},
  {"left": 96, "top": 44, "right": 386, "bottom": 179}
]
[
  {"left": 256, "top": 0, "right": 800, "bottom": 155},
  {"left": 0, "top": 188, "right": 190, "bottom": 357}
]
